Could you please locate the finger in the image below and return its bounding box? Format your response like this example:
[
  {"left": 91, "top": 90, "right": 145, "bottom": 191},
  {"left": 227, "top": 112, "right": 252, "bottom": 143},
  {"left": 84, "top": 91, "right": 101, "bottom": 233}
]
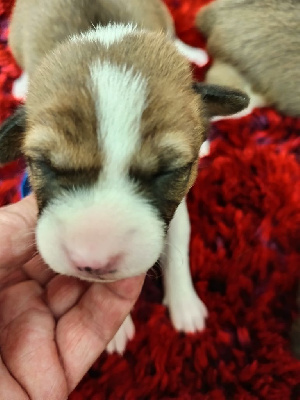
[
  {"left": 57, "top": 274, "right": 145, "bottom": 391},
  {"left": 1, "top": 310, "right": 68, "bottom": 400},
  {"left": 46, "top": 275, "right": 88, "bottom": 318},
  {"left": 0, "top": 195, "right": 37, "bottom": 270},
  {"left": 0, "top": 281, "right": 68, "bottom": 400},
  {"left": 0, "top": 281, "right": 44, "bottom": 329},
  {"left": 0, "top": 356, "right": 29, "bottom": 400},
  {"left": 0, "top": 268, "right": 27, "bottom": 291},
  {"left": 22, "top": 254, "right": 55, "bottom": 286}
]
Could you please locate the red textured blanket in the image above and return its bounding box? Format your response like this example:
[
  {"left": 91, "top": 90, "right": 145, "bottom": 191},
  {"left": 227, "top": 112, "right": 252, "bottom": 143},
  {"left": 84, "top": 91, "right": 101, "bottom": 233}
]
[{"left": 0, "top": 1, "right": 300, "bottom": 399}]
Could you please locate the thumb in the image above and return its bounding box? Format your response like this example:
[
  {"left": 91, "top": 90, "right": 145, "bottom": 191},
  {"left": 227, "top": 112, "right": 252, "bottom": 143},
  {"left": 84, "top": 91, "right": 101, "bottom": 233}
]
[{"left": 0, "top": 194, "right": 38, "bottom": 270}]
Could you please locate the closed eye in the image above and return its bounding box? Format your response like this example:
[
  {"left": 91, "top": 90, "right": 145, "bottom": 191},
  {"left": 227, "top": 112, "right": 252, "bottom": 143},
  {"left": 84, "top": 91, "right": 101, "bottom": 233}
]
[
  {"left": 27, "top": 157, "right": 98, "bottom": 178},
  {"left": 153, "top": 163, "right": 193, "bottom": 180},
  {"left": 130, "top": 162, "right": 193, "bottom": 184},
  {"left": 27, "top": 157, "right": 57, "bottom": 177}
]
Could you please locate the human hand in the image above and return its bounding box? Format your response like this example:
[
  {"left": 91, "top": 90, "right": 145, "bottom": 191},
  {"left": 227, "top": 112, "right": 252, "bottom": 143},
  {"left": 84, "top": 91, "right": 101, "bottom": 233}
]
[{"left": 0, "top": 195, "right": 144, "bottom": 400}]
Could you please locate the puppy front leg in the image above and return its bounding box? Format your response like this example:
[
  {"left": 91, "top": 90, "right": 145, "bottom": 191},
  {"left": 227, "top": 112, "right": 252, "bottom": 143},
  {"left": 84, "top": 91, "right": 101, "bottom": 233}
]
[{"left": 163, "top": 199, "right": 208, "bottom": 332}]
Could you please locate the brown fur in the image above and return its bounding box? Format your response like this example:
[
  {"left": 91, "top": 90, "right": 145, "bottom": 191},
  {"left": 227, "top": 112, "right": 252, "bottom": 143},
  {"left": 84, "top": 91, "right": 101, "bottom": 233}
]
[
  {"left": 3, "top": 0, "right": 249, "bottom": 218},
  {"left": 8, "top": 0, "right": 200, "bottom": 216},
  {"left": 196, "top": 0, "right": 300, "bottom": 116},
  {"left": 9, "top": 0, "right": 174, "bottom": 75},
  {"left": 22, "top": 31, "right": 204, "bottom": 214}
]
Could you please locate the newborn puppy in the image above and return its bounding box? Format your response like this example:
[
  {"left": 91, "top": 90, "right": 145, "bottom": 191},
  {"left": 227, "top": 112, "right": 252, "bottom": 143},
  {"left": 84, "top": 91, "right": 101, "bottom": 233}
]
[
  {"left": 0, "top": 0, "right": 249, "bottom": 353},
  {"left": 196, "top": 0, "right": 300, "bottom": 117}
]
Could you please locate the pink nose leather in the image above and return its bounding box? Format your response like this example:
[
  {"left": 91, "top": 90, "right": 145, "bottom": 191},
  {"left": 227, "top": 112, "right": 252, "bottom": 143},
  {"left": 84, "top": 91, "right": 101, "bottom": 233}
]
[{"left": 70, "top": 255, "right": 121, "bottom": 277}]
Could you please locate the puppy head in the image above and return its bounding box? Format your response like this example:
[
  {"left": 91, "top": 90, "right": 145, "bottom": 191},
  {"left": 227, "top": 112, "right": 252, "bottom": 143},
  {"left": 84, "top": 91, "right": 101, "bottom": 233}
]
[{"left": 0, "top": 25, "right": 249, "bottom": 281}]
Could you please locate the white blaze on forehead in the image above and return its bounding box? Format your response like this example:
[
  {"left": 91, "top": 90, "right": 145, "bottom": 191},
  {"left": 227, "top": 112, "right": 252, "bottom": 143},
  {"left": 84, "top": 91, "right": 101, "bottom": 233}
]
[
  {"left": 90, "top": 61, "right": 148, "bottom": 177},
  {"left": 71, "top": 23, "right": 139, "bottom": 47}
]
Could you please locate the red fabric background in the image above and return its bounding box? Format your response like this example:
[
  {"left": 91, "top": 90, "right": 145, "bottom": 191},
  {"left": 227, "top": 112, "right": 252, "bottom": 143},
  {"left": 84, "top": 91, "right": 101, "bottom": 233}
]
[{"left": 0, "top": 0, "right": 300, "bottom": 399}]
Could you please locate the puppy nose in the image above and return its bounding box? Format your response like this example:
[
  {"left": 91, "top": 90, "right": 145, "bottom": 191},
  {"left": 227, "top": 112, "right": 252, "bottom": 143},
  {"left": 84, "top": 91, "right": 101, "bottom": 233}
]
[{"left": 71, "top": 255, "right": 122, "bottom": 277}]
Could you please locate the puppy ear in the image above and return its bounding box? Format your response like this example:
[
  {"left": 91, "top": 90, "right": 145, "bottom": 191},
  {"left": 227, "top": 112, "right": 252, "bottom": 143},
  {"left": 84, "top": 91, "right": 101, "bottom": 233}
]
[
  {"left": 193, "top": 82, "right": 249, "bottom": 118},
  {"left": 0, "top": 105, "right": 26, "bottom": 163}
]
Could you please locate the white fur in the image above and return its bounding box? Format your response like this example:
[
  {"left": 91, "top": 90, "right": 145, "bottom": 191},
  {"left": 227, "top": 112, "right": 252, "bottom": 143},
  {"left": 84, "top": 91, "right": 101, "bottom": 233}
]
[
  {"left": 90, "top": 61, "right": 148, "bottom": 176},
  {"left": 174, "top": 39, "right": 209, "bottom": 67},
  {"left": 199, "top": 140, "right": 210, "bottom": 158},
  {"left": 12, "top": 72, "right": 28, "bottom": 99},
  {"left": 71, "top": 23, "right": 139, "bottom": 47},
  {"left": 107, "top": 199, "right": 208, "bottom": 354},
  {"left": 162, "top": 199, "right": 208, "bottom": 332},
  {"left": 36, "top": 177, "right": 165, "bottom": 281},
  {"left": 106, "top": 314, "right": 135, "bottom": 354}
]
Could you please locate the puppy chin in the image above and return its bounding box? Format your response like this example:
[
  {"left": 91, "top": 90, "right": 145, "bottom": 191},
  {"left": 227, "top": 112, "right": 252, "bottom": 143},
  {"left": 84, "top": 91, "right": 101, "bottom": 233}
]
[{"left": 70, "top": 269, "right": 147, "bottom": 283}]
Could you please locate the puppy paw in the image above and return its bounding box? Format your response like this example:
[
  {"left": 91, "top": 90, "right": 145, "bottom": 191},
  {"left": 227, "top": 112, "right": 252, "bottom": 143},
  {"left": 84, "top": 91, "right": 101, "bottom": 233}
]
[
  {"left": 164, "top": 291, "right": 208, "bottom": 333},
  {"left": 12, "top": 72, "right": 28, "bottom": 100},
  {"left": 106, "top": 314, "right": 135, "bottom": 355},
  {"left": 174, "top": 39, "right": 209, "bottom": 67},
  {"left": 186, "top": 47, "right": 209, "bottom": 67},
  {"left": 199, "top": 140, "right": 210, "bottom": 158}
]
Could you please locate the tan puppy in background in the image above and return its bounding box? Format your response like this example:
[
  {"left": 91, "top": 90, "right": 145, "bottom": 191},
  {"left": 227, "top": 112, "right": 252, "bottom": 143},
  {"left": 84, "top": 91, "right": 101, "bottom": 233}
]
[
  {"left": 0, "top": 0, "right": 249, "bottom": 353},
  {"left": 196, "top": 0, "right": 300, "bottom": 359},
  {"left": 196, "top": 0, "right": 300, "bottom": 118}
]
